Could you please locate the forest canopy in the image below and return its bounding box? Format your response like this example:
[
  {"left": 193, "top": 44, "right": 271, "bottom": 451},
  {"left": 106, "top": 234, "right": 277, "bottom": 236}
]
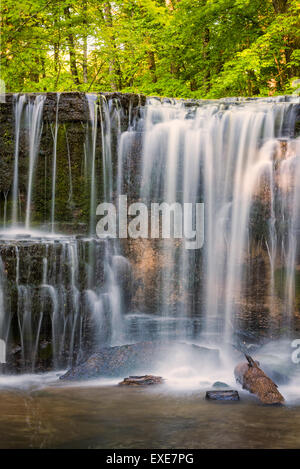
[{"left": 1, "top": 0, "right": 299, "bottom": 98}]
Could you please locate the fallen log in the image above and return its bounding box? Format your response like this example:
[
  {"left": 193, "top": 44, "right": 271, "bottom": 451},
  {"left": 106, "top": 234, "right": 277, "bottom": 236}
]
[
  {"left": 234, "top": 354, "right": 284, "bottom": 405},
  {"left": 206, "top": 390, "right": 239, "bottom": 401},
  {"left": 119, "top": 375, "right": 164, "bottom": 386}
]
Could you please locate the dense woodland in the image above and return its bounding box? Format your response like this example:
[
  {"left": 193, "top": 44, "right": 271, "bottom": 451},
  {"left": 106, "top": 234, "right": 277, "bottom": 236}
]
[{"left": 1, "top": 0, "right": 299, "bottom": 98}]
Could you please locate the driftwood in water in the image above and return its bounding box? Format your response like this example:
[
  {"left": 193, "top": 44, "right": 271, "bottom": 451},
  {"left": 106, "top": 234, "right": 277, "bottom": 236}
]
[
  {"left": 119, "top": 375, "right": 164, "bottom": 386},
  {"left": 234, "top": 354, "right": 284, "bottom": 405},
  {"left": 206, "top": 390, "right": 239, "bottom": 401}
]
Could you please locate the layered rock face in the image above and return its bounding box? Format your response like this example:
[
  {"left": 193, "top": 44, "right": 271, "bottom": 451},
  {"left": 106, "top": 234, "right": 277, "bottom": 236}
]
[
  {"left": 0, "top": 236, "right": 106, "bottom": 371},
  {"left": 0, "top": 94, "right": 299, "bottom": 372},
  {"left": 60, "top": 341, "right": 220, "bottom": 381},
  {"left": 0, "top": 92, "right": 143, "bottom": 371},
  {"left": 0, "top": 92, "right": 145, "bottom": 230}
]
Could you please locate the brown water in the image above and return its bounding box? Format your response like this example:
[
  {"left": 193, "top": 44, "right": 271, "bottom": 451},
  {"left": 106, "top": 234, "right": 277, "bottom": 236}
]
[{"left": 0, "top": 378, "right": 300, "bottom": 449}]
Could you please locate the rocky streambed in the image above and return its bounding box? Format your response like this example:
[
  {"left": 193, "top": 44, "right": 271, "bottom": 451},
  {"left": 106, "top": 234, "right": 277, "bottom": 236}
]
[
  {"left": 0, "top": 381, "right": 299, "bottom": 449},
  {"left": 0, "top": 338, "right": 298, "bottom": 448},
  {"left": 60, "top": 341, "right": 220, "bottom": 380},
  {"left": 58, "top": 340, "right": 289, "bottom": 405}
]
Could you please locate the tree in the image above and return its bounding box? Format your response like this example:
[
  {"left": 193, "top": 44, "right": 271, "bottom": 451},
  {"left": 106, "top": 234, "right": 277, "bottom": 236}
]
[{"left": 0, "top": 0, "right": 299, "bottom": 97}]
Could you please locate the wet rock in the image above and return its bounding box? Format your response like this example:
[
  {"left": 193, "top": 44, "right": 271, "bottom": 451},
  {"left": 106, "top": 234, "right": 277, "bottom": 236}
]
[
  {"left": 15, "top": 234, "right": 31, "bottom": 239},
  {"left": 119, "top": 375, "right": 164, "bottom": 386},
  {"left": 212, "top": 381, "right": 229, "bottom": 389},
  {"left": 262, "top": 365, "right": 290, "bottom": 385},
  {"left": 1, "top": 92, "right": 146, "bottom": 123},
  {"left": 206, "top": 390, "right": 240, "bottom": 401},
  {"left": 60, "top": 341, "right": 220, "bottom": 381},
  {"left": 234, "top": 354, "right": 285, "bottom": 405}
]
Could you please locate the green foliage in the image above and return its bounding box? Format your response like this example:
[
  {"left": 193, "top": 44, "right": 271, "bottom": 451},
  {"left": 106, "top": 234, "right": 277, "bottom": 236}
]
[{"left": 0, "top": 0, "right": 299, "bottom": 97}]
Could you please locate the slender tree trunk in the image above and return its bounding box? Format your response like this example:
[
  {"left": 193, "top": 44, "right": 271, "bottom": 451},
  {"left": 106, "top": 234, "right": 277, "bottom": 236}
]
[
  {"left": 30, "top": 57, "right": 40, "bottom": 83},
  {"left": 54, "top": 43, "right": 59, "bottom": 73},
  {"left": 203, "top": 27, "right": 210, "bottom": 93},
  {"left": 166, "top": 0, "right": 178, "bottom": 76},
  {"left": 53, "top": 11, "right": 60, "bottom": 77},
  {"left": 41, "top": 57, "right": 46, "bottom": 79},
  {"left": 148, "top": 50, "right": 157, "bottom": 83},
  {"left": 274, "top": 54, "right": 285, "bottom": 89},
  {"left": 170, "top": 60, "right": 180, "bottom": 76},
  {"left": 83, "top": 0, "right": 88, "bottom": 84},
  {"left": 190, "top": 79, "right": 197, "bottom": 91},
  {"left": 272, "top": 0, "right": 289, "bottom": 13},
  {"left": 64, "top": 6, "right": 80, "bottom": 85},
  {"left": 103, "top": 1, "right": 121, "bottom": 90},
  {"left": 83, "top": 39, "right": 88, "bottom": 84}
]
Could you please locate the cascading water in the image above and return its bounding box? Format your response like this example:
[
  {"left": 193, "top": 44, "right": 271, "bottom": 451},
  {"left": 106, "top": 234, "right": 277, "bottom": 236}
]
[
  {"left": 135, "top": 97, "right": 300, "bottom": 346},
  {"left": 100, "top": 96, "right": 114, "bottom": 201},
  {"left": 11, "top": 94, "right": 26, "bottom": 227},
  {"left": 25, "top": 94, "right": 46, "bottom": 230},
  {"left": 50, "top": 93, "right": 60, "bottom": 233},
  {"left": 0, "top": 92, "right": 299, "bottom": 374},
  {"left": 279, "top": 138, "right": 300, "bottom": 327},
  {"left": 85, "top": 94, "right": 129, "bottom": 346},
  {"left": 0, "top": 93, "right": 133, "bottom": 371}
]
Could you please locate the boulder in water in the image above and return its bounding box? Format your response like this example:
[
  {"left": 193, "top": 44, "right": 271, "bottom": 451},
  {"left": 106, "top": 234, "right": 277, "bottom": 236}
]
[
  {"left": 206, "top": 390, "right": 240, "bottom": 401},
  {"left": 119, "top": 375, "right": 164, "bottom": 386},
  {"left": 212, "top": 381, "right": 229, "bottom": 389},
  {"left": 60, "top": 341, "right": 220, "bottom": 381},
  {"left": 261, "top": 365, "right": 290, "bottom": 385},
  {"left": 234, "top": 354, "right": 285, "bottom": 405}
]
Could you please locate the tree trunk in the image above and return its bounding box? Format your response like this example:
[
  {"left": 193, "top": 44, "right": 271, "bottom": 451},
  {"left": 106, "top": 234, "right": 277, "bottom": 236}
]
[
  {"left": 190, "top": 79, "right": 197, "bottom": 91},
  {"left": 103, "top": 1, "right": 121, "bottom": 90},
  {"left": 53, "top": 11, "right": 60, "bottom": 77},
  {"left": 29, "top": 57, "right": 40, "bottom": 83},
  {"left": 83, "top": 0, "right": 88, "bottom": 84},
  {"left": 148, "top": 50, "right": 157, "bottom": 83},
  {"left": 203, "top": 27, "right": 210, "bottom": 93},
  {"left": 272, "top": 0, "right": 289, "bottom": 13},
  {"left": 64, "top": 6, "right": 80, "bottom": 85},
  {"left": 54, "top": 43, "right": 59, "bottom": 74}
]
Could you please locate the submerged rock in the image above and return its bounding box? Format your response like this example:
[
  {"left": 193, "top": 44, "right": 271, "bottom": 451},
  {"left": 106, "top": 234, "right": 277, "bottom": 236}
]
[
  {"left": 212, "top": 381, "right": 229, "bottom": 389},
  {"left": 60, "top": 341, "right": 220, "bottom": 381},
  {"left": 234, "top": 354, "right": 285, "bottom": 405},
  {"left": 119, "top": 375, "right": 164, "bottom": 386},
  {"left": 206, "top": 390, "right": 240, "bottom": 401}
]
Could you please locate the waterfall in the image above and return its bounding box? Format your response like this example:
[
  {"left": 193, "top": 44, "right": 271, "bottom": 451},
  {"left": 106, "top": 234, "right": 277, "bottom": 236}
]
[
  {"left": 65, "top": 126, "right": 73, "bottom": 209},
  {"left": 11, "top": 94, "right": 26, "bottom": 227},
  {"left": 137, "top": 97, "right": 300, "bottom": 344},
  {"left": 0, "top": 92, "right": 134, "bottom": 371},
  {"left": 50, "top": 93, "right": 60, "bottom": 233},
  {"left": 85, "top": 94, "right": 128, "bottom": 345},
  {"left": 25, "top": 95, "right": 46, "bottom": 230},
  {"left": 100, "top": 96, "right": 114, "bottom": 201},
  {"left": 279, "top": 139, "right": 300, "bottom": 327},
  {"left": 5, "top": 93, "right": 124, "bottom": 231},
  {"left": 0, "top": 258, "right": 7, "bottom": 343},
  {"left": 0, "top": 92, "right": 300, "bottom": 372},
  {"left": 0, "top": 234, "right": 114, "bottom": 371},
  {"left": 86, "top": 94, "right": 98, "bottom": 236}
]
